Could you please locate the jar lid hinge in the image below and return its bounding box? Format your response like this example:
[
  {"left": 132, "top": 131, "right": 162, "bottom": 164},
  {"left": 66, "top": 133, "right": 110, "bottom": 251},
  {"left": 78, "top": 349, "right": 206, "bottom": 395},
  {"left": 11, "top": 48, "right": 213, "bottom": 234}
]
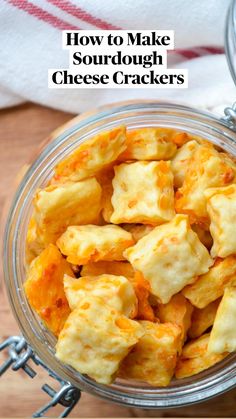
[
  {"left": 222, "top": 102, "right": 236, "bottom": 130},
  {"left": 0, "top": 335, "right": 81, "bottom": 417}
]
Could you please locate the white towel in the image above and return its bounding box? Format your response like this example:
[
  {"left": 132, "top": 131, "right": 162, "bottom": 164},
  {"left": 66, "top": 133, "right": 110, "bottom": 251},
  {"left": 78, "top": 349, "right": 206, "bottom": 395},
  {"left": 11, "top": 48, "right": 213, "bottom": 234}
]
[{"left": 0, "top": 0, "right": 235, "bottom": 116}]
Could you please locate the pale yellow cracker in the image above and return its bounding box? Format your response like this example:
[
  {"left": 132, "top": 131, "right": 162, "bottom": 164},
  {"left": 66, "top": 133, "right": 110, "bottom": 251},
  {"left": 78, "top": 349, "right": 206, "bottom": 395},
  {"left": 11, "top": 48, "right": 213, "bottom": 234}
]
[
  {"left": 175, "top": 145, "right": 235, "bottom": 225},
  {"left": 124, "top": 214, "right": 213, "bottom": 304},
  {"left": 111, "top": 161, "right": 175, "bottom": 225},
  {"left": 34, "top": 178, "right": 102, "bottom": 245},
  {"left": 208, "top": 287, "right": 236, "bottom": 353},
  {"left": 119, "top": 321, "right": 182, "bottom": 386},
  {"left": 188, "top": 298, "right": 221, "bottom": 339},
  {"left": 57, "top": 224, "right": 134, "bottom": 265},
  {"left": 63, "top": 274, "right": 137, "bottom": 318},
  {"left": 205, "top": 185, "right": 236, "bottom": 257},
  {"left": 54, "top": 126, "right": 126, "bottom": 181},
  {"left": 24, "top": 244, "right": 73, "bottom": 336},
  {"left": 171, "top": 140, "right": 199, "bottom": 188},
  {"left": 56, "top": 295, "right": 144, "bottom": 384},
  {"left": 182, "top": 256, "right": 236, "bottom": 308},
  {"left": 118, "top": 128, "right": 177, "bottom": 161},
  {"left": 156, "top": 294, "right": 193, "bottom": 345},
  {"left": 175, "top": 333, "right": 227, "bottom": 379}
]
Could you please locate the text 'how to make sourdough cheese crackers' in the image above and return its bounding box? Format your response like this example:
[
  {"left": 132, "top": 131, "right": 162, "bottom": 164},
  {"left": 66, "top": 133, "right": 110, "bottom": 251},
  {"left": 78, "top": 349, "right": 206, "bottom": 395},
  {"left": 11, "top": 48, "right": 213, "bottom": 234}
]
[{"left": 48, "top": 30, "right": 188, "bottom": 88}]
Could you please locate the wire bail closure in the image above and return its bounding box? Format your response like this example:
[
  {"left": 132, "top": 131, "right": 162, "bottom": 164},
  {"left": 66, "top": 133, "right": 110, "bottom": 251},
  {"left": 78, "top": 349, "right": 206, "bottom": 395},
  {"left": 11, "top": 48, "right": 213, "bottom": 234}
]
[
  {"left": 0, "top": 335, "right": 81, "bottom": 417},
  {"left": 222, "top": 102, "right": 236, "bottom": 130}
]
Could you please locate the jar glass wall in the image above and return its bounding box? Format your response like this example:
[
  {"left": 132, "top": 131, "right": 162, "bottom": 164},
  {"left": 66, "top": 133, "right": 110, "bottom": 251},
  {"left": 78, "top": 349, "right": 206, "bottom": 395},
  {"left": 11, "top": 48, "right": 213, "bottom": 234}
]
[
  {"left": 3, "top": 102, "right": 236, "bottom": 408},
  {"left": 225, "top": 0, "right": 236, "bottom": 85}
]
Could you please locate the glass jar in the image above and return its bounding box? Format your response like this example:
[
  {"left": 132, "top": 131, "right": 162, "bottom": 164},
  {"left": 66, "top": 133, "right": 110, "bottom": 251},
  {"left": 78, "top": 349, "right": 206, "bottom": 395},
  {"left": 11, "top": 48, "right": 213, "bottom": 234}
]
[
  {"left": 3, "top": 0, "right": 236, "bottom": 410},
  {"left": 3, "top": 101, "right": 236, "bottom": 409}
]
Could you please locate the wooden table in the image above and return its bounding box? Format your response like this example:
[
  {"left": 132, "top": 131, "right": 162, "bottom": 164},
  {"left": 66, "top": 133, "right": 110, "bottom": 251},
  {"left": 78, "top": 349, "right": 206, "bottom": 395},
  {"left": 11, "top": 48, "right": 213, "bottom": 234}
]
[{"left": 0, "top": 103, "right": 236, "bottom": 417}]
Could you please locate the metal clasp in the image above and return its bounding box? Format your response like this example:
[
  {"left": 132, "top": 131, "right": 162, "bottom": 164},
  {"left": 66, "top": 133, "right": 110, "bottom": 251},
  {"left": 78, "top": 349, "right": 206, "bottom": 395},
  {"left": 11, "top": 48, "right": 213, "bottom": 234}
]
[
  {"left": 0, "top": 336, "right": 81, "bottom": 417},
  {"left": 222, "top": 102, "right": 236, "bottom": 130}
]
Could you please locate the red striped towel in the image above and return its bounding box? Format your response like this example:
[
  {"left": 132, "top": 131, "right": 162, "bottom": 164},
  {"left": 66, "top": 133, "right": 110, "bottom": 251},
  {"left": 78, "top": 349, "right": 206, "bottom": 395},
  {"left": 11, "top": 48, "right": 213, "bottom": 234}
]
[{"left": 0, "top": 0, "right": 235, "bottom": 114}]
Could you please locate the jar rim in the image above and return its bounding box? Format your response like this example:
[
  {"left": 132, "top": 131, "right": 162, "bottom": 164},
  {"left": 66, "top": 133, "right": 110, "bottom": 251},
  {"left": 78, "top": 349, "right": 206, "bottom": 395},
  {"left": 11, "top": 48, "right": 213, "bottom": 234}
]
[{"left": 3, "top": 100, "right": 236, "bottom": 408}]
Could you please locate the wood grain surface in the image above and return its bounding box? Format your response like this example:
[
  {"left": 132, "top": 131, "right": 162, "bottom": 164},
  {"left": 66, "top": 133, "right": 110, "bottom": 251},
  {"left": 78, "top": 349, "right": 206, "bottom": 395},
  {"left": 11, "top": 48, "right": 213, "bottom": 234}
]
[{"left": 0, "top": 103, "right": 236, "bottom": 417}]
